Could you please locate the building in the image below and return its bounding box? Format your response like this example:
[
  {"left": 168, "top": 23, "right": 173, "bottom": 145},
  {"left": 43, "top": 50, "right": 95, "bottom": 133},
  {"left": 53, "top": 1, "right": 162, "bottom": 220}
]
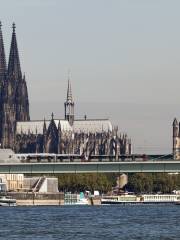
[
  {"left": 24, "top": 176, "right": 58, "bottom": 193},
  {"left": 0, "top": 22, "right": 131, "bottom": 158},
  {"left": 0, "top": 174, "right": 24, "bottom": 191},
  {"left": 0, "top": 22, "right": 29, "bottom": 149},
  {"left": 172, "top": 118, "right": 180, "bottom": 159},
  {"left": 0, "top": 175, "right": 7, "bottom": 192}
]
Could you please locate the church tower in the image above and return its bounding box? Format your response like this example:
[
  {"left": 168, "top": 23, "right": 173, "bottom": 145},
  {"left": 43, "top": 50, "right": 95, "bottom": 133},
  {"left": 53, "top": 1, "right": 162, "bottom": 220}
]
[
  {"left": 1, "top": 23, "right": 30, "bottom": 148},
  {"left": 0, "top": 21, "right": 6, "bottom": 87},
  {"left": 0, "top": 22, "right": 7, "bottom": 145},
  {"left": 8, "top": 23, "right": 30, "bottom": 122},
  {"left": 64, "top": 73, "right": 74, "bottom": 126},
  {"left": 173, "top": 118, "right": 180, "bottom": 159}
]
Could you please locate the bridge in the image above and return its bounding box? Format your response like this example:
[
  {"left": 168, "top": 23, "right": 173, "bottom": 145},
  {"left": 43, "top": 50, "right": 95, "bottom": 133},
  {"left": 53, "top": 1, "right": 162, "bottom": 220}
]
[{"left": 0, "top": 160, "right": 180, "bottom": 174}]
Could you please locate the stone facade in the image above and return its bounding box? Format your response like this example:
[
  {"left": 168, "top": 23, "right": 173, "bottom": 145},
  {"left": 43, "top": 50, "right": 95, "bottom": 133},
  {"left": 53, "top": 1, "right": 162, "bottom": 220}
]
[
  {"left": 0, "top": 22, "right": 29, "bottom": 149},
  {"left": 0, "top": 174, "right": 24, "bottom": 191},
  {"left": 0, "top": 23, "right": 132, "bottom": 157},
  {"left": 15, "top": 120, "right": 132, "bottom": 158}
]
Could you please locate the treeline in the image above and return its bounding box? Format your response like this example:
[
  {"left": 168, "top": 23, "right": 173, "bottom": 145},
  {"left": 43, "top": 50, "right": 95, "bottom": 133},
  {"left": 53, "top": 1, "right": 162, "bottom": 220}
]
[
  {"left": 57, "top": 173, "right": 116, "bottom": 193},
  {"left": 56, "top": 173, "right": 180, "bottom": 194},
  {"left": 127, "top": 173, "right": 180, "bottom": 194}
]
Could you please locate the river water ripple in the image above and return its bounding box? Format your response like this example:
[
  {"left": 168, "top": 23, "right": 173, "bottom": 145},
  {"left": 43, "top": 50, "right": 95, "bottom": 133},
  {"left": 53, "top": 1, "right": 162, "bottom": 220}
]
[{"left": 0, "top": 205, "right": 179, "bottom": 240}]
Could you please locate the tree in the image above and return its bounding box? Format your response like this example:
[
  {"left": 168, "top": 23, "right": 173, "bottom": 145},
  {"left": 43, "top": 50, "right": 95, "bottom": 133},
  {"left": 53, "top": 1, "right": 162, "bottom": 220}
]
[{"left": 57, "top": 173, "right": 114, "bottom": 193}]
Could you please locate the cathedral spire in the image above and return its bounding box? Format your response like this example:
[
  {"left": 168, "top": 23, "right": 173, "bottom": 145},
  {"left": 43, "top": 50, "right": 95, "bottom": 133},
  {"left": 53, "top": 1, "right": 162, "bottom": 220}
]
[
  {"left": 64, "top": 70, "right": 75, "bottom": 126},
  {"left": 66, "top": 70, "right": 73, "bottom": 102},
  {"left": 8, "top": 22, "right": 22, "bottom": 79},
  {"left": 0, "top": 21, "right": 6, "bottom": 77}
]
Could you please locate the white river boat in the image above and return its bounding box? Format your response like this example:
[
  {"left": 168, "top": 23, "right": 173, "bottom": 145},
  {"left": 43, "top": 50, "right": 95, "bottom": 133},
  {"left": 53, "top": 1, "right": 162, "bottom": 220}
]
[
  {"left": 101, "top": 194, "right": 180, "bottom": 205},
  {"left": 0, "top": 196, "right": 16, "bottom": 206}
]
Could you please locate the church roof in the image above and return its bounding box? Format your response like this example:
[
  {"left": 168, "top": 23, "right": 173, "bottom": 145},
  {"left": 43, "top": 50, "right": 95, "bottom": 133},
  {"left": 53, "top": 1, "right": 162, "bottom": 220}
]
[
  {"left": 16, "top": 119, "right": 72, "bottom": 134},
  {"left": 16, "top": 119, "right": 113, "bottom": 134},
  {"left": 73, "top": 119, "right": 112, "bottom": 133}
]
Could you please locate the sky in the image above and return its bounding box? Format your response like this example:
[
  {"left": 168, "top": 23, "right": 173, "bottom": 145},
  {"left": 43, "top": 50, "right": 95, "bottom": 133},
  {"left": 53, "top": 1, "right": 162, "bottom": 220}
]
[{"left": 1, "top": 0, "right": 180, "bottom": 154}]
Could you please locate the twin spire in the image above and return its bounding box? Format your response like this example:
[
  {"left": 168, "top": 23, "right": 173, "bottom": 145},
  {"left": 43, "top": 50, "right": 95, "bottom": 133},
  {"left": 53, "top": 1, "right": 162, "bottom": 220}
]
[
  {"left": 0, "top": 21, "right": 6, "bottom": 75},
  {"left": 1, "top": 21, "right": 73, "bottom": 101},
  {"left": 1, "top": 21, "right": 74, "bottom": 125},
  {"left": 8, "top": 22, "right": 22, "bottom": 79},
  {"left": 0, "top": 22, "right": 22, "bottom": 79}
]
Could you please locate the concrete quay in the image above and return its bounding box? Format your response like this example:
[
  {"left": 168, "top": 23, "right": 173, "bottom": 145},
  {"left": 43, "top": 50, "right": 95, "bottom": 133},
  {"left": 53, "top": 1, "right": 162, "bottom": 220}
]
[
  {"left": 4, "top": 192, "right": 101, "bottom": 206},
  {"left": 16, "top": 199, "right": 64, "bottom": 206},
  {"left": 16, "top": 197, "right": 101, "bottom": 206}
]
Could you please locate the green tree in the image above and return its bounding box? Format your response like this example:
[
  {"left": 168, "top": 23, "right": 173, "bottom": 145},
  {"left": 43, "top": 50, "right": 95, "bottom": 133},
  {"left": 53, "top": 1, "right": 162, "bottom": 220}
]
[
  {"left": 127, "top": 173, "right": 180, "bottom": 194},
  {"left": 127, "top": 173, "right": 153, "bottom": 193},
  {"left": 56, "top": 173, "right": 114, "bottom": 193}
]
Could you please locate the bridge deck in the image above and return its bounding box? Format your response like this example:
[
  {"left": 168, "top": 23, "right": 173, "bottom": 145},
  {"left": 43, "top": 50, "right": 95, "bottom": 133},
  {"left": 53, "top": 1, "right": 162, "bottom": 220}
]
[{"left": 0, "top": 161, "right": 180, "bottom": 173}]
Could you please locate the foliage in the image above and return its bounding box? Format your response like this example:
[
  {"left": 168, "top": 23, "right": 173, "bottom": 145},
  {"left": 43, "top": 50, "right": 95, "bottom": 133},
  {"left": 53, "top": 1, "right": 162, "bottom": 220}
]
[
  {"left": 57, "top": 173, "right": 116, "bottom": 193},
  {"left": 28, "top": 172, "right": 180, "bottom": 194},
  {"left": 127, "top": 173, "right": 153, "bottom": 193},
  {"left": 127, "top": 173, "right": 180, "bottom": 194}
]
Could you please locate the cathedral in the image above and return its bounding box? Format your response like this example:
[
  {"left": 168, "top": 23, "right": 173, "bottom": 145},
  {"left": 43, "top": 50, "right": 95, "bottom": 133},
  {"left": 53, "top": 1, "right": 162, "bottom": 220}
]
[{"left": 0, "top": 23, "right": 132, "bottom": 158}]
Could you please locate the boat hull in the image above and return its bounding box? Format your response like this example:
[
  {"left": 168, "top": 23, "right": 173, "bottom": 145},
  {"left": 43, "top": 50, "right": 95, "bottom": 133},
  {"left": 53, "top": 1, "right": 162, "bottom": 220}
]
[
  {"left": 101, "top": 200, "right": 176, "bottom": 205},
  {"left": 0, "top": 197, "right": 16, "bottom": 206},
  {"left": 101, "top": 194, "right": 180, "bottom": 205}
]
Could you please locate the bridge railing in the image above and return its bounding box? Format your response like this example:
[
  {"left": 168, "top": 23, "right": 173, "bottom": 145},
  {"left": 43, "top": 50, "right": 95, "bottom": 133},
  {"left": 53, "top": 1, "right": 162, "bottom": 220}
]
[{"left": 14, "top": 153, "right": 174, "bottom": 163}]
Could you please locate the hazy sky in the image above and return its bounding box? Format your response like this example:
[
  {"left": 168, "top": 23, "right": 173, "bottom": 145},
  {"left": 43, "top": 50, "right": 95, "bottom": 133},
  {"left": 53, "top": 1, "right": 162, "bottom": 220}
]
[{"left": 1, "top": 0, "right": 180, "bottom": 154}]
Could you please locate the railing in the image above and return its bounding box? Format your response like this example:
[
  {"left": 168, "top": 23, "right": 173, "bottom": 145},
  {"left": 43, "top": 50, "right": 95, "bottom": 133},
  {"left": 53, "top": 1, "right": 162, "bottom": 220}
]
[{"left": 16, "top": 153, "right": 174, "bottom": 163}]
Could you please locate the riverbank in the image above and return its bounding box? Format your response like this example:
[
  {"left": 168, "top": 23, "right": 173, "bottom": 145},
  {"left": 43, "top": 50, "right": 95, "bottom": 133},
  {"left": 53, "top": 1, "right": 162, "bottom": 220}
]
[
  {"left": 2, "top": 192, "right": 101, "bottom": 206},
  {"left": 3, "top": 192, "right": 180, "bottom": 206}
]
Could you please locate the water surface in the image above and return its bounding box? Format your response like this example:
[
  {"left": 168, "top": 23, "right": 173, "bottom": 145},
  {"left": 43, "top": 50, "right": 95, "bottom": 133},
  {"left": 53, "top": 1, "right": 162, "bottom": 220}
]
[{"left": 0, "top": 205, "right": 179, "bottom": 240}]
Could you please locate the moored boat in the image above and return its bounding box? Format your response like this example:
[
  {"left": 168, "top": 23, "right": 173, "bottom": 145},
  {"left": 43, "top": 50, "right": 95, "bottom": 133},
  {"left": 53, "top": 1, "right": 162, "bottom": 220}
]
[
  {"left": 101, "top": 194, "right": 180, "bottom": 205},
  {"left": 64, "top": 192, "right": 89, "bottom": 205},
  {"left": 0, "top": 196, "right": 16, "bottom": 206},
  {"left": 75, "top": 192, "right": 89, "bottom": 205},
  {"left": 75, "top": 198, "right": 89, "bottom": 205}
]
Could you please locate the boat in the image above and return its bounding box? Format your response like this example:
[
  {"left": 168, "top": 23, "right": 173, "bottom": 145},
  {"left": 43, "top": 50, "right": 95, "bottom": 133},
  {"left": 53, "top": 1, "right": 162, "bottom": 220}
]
[
  {"left": 101, "top": 194, "right": 180, "bottom": 205},
  {"left": 75, "top": 197, "right": 89, "bottom": 205},
  {"left": 0, "top": 196, "right": 16, "bottom": 206},
  {"left": 75, "top": 192, "right": 89, "bottom": 205},
  {"left": 64, "top": 192, "right": 89, "bottom": 205}
]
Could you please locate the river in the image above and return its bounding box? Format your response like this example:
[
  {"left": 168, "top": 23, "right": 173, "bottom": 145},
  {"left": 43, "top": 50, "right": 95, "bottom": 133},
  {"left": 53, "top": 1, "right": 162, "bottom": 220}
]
[{"left": 0, "top": 205, "right": 179, "bottom": 239}]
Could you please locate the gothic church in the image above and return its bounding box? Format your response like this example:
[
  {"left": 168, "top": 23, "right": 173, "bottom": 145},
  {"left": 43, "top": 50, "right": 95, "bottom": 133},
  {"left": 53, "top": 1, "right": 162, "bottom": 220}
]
[{"left": 0, "top": 23, "right": 131, "bottom": 158}]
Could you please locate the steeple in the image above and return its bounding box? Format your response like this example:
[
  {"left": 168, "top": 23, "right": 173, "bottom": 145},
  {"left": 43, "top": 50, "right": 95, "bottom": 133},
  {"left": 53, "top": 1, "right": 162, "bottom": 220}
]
[
  {"left": 67, "top": 72, "right": 73, "bottom": 102},
  {"left": 64, "top": 71, "right": 75, "bottom": 126},
  {"left": 0, "top": 21, "right": 7, "bottom": 145},
  {"left": 1, "top": 23, "right": 30, "bottom": 148},
  {"left": 0, "top": 21, "right": 6, "bottom": 77},
  {"left": 173, "top": 118, "right": 178, "bottom": 126},
  {"left": 8, "top": 23, "right": 22, "bottom": 79}
]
